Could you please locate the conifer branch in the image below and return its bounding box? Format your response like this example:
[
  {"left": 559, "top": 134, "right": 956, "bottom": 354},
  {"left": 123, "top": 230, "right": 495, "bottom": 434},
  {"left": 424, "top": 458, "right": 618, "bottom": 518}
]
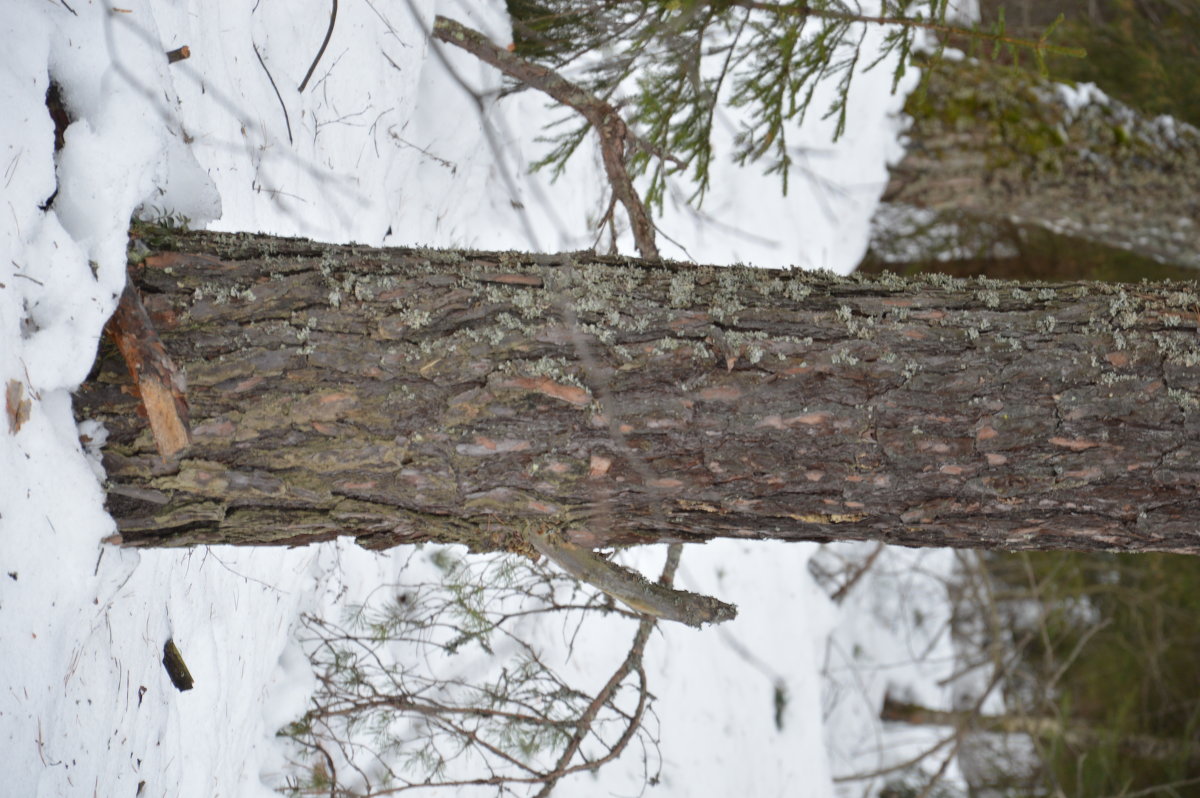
[
  {"left": 733, "top": 1, "right": 1086, "bottom": 59},
  {"left": 502, "top": 0, "right": 1085, "bottom": 206},
  {"left": 432, "top": 15, "right": 660, "bottom": 259}
]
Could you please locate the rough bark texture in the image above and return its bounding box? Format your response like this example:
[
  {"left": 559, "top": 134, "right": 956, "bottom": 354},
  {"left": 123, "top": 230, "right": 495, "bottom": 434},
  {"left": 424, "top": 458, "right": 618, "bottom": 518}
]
[{"left": 78, "top": 229, "right": 1200, "bottom": 554}]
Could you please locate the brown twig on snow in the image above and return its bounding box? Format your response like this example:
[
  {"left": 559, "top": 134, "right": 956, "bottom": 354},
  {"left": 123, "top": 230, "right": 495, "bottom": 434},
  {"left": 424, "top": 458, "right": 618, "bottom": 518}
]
[
  {"left": 252, "top": 41, "right": 293, "bottom": 145},
  {"left": 106, "top": 278, "right": 191, "bottom": 458},
  {"left": 166, "top": 45, "right": 190, "bottom": 64},
  {"left": 298, "top": 0, "right": 338, "bottom": 92},
  {"left": 829, "top": 542, "right": 886, "bottom": 604},
  {"left": 431, "top": 15, "right": 659, "bottom": 260}
]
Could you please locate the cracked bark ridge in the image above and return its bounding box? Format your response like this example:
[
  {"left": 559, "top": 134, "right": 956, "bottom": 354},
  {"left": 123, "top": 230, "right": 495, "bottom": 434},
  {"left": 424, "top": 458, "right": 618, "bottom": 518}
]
[{"left": 77, "top": 230, "right": 1200, "bottom": 555}]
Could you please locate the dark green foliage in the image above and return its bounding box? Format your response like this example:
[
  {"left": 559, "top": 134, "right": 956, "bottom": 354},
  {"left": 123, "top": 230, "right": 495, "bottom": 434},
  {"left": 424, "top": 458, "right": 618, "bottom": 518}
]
[
  {"left": 986, "top": 552, "right": 1200, "bottom": 797},
  {"left": 975, "top": 0, "right": 1200, "bottom": 128},
  {"left": 1044, "top": 2, "right": 1200, "bottom": 129}
]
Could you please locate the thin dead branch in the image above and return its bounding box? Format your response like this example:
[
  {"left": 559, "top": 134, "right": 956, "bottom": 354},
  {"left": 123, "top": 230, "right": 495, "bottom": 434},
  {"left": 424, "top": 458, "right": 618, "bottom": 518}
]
[
  {"left": 284, "top": 551, "right": 662, "bottom": 795},
  {"left": 252, "top": 41, "right": 292, "bottom": 144},
  {"left": 431, "top": 16, "right": 659, "bottom": 260},
  {"left": 299, "top": 0, "right": 339, "bottom": 92}
]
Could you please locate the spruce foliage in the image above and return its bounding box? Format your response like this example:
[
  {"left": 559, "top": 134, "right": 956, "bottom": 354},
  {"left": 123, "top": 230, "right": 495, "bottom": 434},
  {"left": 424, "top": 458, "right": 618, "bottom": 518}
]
[{"left": 504, "top": 0, "right": 1081, "bottom": 206}]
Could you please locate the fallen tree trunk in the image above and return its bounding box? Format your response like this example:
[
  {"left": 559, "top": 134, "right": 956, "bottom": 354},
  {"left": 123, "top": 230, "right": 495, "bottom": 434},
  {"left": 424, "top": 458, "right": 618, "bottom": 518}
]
[{"left": 77, "top": 229, "right": 1200, "bottom": 554}]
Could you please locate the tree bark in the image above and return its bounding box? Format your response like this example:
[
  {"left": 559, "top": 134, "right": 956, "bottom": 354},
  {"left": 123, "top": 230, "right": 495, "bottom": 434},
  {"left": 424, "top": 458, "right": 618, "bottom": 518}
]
[{"left": 78, "top": 229, "right": 1200, "bottom": 554}]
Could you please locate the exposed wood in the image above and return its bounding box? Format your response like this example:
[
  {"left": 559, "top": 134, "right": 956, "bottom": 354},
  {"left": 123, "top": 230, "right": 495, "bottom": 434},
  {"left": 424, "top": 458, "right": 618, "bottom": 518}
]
[
  {"left": 106, "top": 278, "right": 192, "bottom": 458},
  {"left": 165, "top": 45, "right": 190, "bottom": 64},
  {"left": 6, "top": 380, "right": 32, "bottom": 434},
  {"left": 77, "top": 230, "right": 1200, "bottom": 555}
]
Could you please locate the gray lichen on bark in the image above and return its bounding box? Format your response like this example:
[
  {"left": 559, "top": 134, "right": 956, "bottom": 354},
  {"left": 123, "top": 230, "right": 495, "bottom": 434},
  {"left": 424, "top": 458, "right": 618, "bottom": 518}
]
[{"left": 78, "top": 230, "right": 1200, "bottom": 555}]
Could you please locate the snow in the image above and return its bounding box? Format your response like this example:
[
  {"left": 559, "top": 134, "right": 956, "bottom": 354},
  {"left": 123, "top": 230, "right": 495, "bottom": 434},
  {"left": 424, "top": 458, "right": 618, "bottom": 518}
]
[
  {"left": 1055, "top": 80, "right": 1110, "bottom": 117},
  {"left": 1, "top": 2, "right": 963, "bottom": 797}
]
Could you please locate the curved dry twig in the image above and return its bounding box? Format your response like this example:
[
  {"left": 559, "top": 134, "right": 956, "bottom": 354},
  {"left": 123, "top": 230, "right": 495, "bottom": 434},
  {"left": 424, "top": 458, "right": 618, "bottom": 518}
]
[
  {"left": 282, "top": 552, "right": 662, "bottom": 795},
  {"left": 252, "top": 41, "right": 292, "bottom": 144},
  {"left": 432, "top": 15, "right": 659, "bottom": 260},
  {"left": 299, "top": 0, "right": 339, "bottom": 92}
]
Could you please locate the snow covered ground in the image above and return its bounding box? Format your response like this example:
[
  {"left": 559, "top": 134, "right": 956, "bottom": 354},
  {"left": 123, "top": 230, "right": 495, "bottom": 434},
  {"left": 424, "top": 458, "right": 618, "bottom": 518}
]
[{"left": 1, "top": 1, "right": 967, "bottom": 796}]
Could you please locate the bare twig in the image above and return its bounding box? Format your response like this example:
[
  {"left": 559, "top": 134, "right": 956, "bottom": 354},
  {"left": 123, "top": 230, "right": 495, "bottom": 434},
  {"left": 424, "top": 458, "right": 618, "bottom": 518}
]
[
  {"left": 829, "top": 542, "right": 885, "bottom": 603},
  {"left": 252, "top": 41, "right": 292, "bottom": 145},
  {"left": 299, "top": 0, "right": 338, "bottom": 92},
  {"left": 531, "top": 543, "right": 687, "bottom": 797},
  {"left": 432, "top": 16, "right": 659, "bottom": 260},
  {"left": 837, "top": 636, "right": 1021, "bottom": 785},
  {"left": 286, "top": 552, "right": 662, "bottom": 795}
]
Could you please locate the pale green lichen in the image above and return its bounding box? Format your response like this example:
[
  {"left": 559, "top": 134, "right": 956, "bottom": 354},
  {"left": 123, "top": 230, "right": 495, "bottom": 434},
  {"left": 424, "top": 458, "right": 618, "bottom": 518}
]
[
  {"left": 504, "top": 355, "right": 586, "bottom": 389},
  {"left": 1098, "top": 371, "right": 1141, "bottom": 387},
  {"left": 191, "top": 282, "right": 256, "bottom": 305},
  {"left": 578, "top": 322, "right": 616, "bottom": 345},
  {"left": 1165, "top": 290, "right": 1200, "bottom": 308},
  {"left": 415, "top": 247, "right": 466, "bottom": 266},
  {"left": 1168, "top": 388, "right": 1200, "bottom": 411},
  {"left": 924, "top": 272, "right": 962, "bottom": 289},
  {"left": 873, "top": 270, "right": 908, "bottom": 290},
  {"left": 976, "top": 289, "right": 1001, "bottom": 309},
  {"left": 830, "top": 348, "right": 859, "bottom": 366},
  {"left": 784, "top": 278, "right": 812, "bottom": 302},
  {"left": 652, "top": 337, "right": 685, "bottom": 354},
  {"left": 401, "top": 308, "right": 432, "bottom": 330},
  {"left": 510, "top": 287, "right": 546, "bottom": 317},
  {"left": 1152, "top": 332, "right": 1200, "bottom": 367}
]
